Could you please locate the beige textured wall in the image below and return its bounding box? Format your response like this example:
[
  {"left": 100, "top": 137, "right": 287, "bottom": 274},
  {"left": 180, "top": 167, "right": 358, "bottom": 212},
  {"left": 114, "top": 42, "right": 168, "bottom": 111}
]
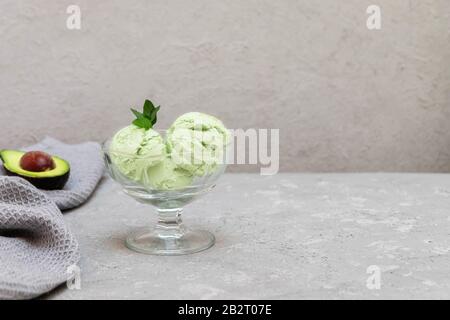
[{"left": 0, "top": 0, "right": 449, "bottom": 172}]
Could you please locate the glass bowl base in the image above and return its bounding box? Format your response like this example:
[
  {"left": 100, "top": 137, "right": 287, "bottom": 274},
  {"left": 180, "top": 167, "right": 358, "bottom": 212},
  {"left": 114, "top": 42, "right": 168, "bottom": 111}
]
[{"left": 125, "top": 228, "right": 215, "bottom": 255}]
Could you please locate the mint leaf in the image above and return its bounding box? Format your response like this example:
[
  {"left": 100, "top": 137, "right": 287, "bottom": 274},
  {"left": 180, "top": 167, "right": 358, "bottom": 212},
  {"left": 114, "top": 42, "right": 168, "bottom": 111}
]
[
  {"left": 130, "top": 100, "right": 161, "bottom": 130},
  {"left": 131, "top": 108, "right": 144, "bottom": 119},
  {"left": 133, "top": 117, "right": 152, "bottom": 130},
  {"left": 150, "top": 106, "right": 160, "bottom": 125},
  {"left": 143, "top": 100, "right": 155, "bottom": 117}
]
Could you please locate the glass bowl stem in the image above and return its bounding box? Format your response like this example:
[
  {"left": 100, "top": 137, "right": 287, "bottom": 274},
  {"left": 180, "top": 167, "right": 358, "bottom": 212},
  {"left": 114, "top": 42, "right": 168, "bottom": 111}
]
[{"left": 155, "top": 208, "right": 186, "bottom": 238}]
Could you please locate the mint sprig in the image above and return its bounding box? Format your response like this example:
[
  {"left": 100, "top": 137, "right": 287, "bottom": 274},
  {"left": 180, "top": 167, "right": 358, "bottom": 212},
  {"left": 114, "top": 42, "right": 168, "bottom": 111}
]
[{"left": 131, "top": 99, "right": 160, "bottom": 130}]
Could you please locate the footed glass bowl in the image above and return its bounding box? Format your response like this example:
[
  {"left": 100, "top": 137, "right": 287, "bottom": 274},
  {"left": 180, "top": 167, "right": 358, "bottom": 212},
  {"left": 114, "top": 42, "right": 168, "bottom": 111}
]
[{"left": 102, "top": 132, "right": 227, "bottom": 255}]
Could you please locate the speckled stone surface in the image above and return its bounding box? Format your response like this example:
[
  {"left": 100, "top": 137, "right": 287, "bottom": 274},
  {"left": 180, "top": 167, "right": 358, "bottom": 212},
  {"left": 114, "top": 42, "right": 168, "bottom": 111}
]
[{"left": 44, "top": 173, "right": 450, "bottom": 299}]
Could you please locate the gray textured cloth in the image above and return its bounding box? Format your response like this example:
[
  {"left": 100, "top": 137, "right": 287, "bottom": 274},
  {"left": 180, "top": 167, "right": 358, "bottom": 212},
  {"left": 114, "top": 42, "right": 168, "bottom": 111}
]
[
  {"left": 0, "top": 137, "right": 104, "bottom": 299},
  {"left": 24, "top": 137, "right": 104, "bottom": 210},
  {"left": 0, "top": 177, "right": 80, "bottom": 299}
]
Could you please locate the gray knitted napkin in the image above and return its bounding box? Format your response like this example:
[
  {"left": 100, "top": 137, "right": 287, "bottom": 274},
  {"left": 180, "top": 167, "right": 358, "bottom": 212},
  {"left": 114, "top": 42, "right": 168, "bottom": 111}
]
[
  {"left": 23, "top": 137, "right": 104, "bottom": 210},
  {"left": 0, "top": 137, "right": 104, "bottom": 299},
  {"left": 0, "top": 177, "right": 80, "bottom": 299}
]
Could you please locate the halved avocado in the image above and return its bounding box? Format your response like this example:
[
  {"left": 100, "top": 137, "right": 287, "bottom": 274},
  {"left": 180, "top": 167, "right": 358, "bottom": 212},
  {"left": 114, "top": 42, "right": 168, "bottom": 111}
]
[{"left": 0, "top": 149, "right": 70, "bottom": 190}]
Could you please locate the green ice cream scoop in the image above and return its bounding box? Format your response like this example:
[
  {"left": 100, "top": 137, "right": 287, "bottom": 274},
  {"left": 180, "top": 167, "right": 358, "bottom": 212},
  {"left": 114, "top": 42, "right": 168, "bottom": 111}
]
[
  {"left": 110, "top": 125, "right": 165, "bottom": 181},
  {"left": 144, "top": 155, "right": 193, "bottom": 190},
  {"left": 166, "top": 112, "right": 230, "bottom": 177}
]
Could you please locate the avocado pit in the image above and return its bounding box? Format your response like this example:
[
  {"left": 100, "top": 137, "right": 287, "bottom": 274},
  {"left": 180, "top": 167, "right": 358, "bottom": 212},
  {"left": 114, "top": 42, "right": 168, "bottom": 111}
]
[{"left": 20, "top": 151, "right": 56, "bottom": 172}]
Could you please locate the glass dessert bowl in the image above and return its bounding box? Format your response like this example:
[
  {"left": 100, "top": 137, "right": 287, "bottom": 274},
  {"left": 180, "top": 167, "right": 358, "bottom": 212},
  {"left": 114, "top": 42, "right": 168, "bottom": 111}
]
[{"left": 102, "top": 130, "right": 227, "bottom": 256}]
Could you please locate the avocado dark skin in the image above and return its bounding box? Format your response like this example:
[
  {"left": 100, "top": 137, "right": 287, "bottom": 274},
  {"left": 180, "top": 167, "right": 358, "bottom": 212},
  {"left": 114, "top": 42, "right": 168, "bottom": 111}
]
[
  {"left": 0, "top": 150, "right": 70, "bottom": 190},
  {"left": 3, "top": 167, "right": 70, "bottom": 190}
]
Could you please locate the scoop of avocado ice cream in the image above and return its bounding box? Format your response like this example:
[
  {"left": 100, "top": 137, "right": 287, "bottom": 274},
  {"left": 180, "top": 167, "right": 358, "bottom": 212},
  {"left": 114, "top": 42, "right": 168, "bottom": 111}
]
[
  {"left": 143, "top": 155, "right": 193, "bottom": 190},
  {"left": 110, "top": 125, "right": 165, "bottom": 181},
  {"left": 166, "top": 112, "right": 230, "bottom": 176}
]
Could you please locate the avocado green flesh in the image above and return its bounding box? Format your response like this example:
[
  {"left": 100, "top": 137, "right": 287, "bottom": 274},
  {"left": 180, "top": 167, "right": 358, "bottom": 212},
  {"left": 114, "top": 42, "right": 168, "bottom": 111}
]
[{"left": 0, "top": 150, "right": 69, "bottom": 178}]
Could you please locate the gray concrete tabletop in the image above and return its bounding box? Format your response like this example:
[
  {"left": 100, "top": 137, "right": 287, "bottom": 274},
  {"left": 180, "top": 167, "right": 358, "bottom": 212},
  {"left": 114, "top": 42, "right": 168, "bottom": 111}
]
[{"left": 44, "top": 173, "right": 450, "bottom": 299}]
